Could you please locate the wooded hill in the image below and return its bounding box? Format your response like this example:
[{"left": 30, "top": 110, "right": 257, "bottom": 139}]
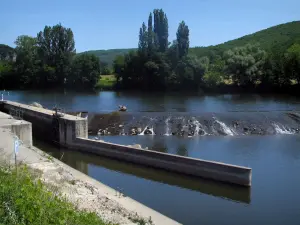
[{"left": 80, "top": 21, "right": 300, "bottom": 66}]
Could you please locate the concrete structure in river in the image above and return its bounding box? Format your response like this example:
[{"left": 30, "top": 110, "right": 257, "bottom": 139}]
[
  {"left": 0, "top": 100, "right": 252, "bottom": 187},
  {"left": 0, "top": 110, "right": 180, "bottom": 225}
]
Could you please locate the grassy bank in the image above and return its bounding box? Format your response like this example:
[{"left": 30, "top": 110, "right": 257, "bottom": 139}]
[
  {"left": 95, "top": 75, "right": 117, "bottom": 90},
  {"left": 0, "top": 165, "right": 110, "bottom": 225}
]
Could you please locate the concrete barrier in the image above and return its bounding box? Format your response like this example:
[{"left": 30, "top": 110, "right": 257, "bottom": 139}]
[
  {"left": 0, "top": 100, "right": 252, "bottom": 186},
  {"left": 0, "top": 100, "right": 87, "bottom": 146},
  {"left": 0, "top": 111, "right": 32, "bottom": 146},
  {"left": 71, "top": 137, "right": 251, "bottom": 186}
]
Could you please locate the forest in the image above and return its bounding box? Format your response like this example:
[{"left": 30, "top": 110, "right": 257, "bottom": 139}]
[
  {"left": 0, "top": 9, "right": 300, "bottom": 93},
  {"left": 112, "top": 11, "right": 300, "bottom": 92},
  {"left": 0, "top": 24, "right": 101, "bottom": 89}
]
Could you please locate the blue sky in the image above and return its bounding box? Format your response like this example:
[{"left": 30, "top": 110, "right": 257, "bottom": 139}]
[{"left": 1, "top": 0, "right": 299, "bottom": 52}]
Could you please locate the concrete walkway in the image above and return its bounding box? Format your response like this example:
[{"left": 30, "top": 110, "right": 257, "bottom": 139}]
[{"left": 0, "top": 111, "right": 180, "bottom": 225}]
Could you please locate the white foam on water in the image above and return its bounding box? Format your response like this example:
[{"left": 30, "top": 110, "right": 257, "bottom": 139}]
[
  {"left": 148, "top": 127, "right": 155, "bottom": 135},
  {"left": 164, "top": 117, "right": 171, "bottom": 136},
  {"left": 273, "top": 123, "right": 294, "bottom": 135},
  {"left": 191, "top": 118, "right": 207, "bottom": 136},
  {"left": 214, "top": 119, "right": 236, "bottom": 136},
  {"left": 138, "top": 126, "right": 155, "bottom": 135},
  {"left": 138, "top": 126, "right": 148, "bottom": 135}
]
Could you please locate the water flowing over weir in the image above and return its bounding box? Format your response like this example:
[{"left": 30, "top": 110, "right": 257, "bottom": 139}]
[{"left": 83, "top": 111, "right": 300, "bottom": 137}]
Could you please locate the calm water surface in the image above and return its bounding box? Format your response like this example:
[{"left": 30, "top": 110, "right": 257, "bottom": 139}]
[
  {"left": 36, "top": 135, "right": 300, "bottom": 225},
  {"left": 5, "top": 90, "right": 300, "bottom": 112},
  {"left": 6, "top": 90, "right": 300, "bottom": 225}
]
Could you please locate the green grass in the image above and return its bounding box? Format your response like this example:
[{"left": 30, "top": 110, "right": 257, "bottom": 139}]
[
  {"left": 95, "top": 74, "right": 117, "bottom": 90},
  {"left": 0, "top": 165, "right": 110, "bottom": 225}
]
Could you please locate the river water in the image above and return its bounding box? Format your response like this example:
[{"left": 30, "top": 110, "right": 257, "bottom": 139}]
[{"left": 5, "top": 90, "right": 300, "bottom": 225}]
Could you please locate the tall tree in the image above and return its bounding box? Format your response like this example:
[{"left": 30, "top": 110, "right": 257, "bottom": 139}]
[
  {"left": 14, "top": 35, "right": 40, "bottom": 86},
  {"left": 153, "top": 9, "right": 169, "bottom": 52},
  {"left": 36, "top": 23, "right": 75, "bottom": 86},
  {"left": 176, "top": 21, "right": 189, "bottom": 59},
  {"left": 147, "top": 13, "right": 154, "bottom": 54},
  {"left": 113, "top": 55, "right": 125, "bottom": 82},
  {"left": 138, "top": 22, "right": 147, "bottom": 56},
  {"left": 71, "top": 54, "right": 101, "bottom": 88}
]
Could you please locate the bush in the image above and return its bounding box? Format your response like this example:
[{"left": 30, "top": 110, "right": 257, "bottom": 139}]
[
  {"left": 203, "top": 71, "right": 224, "bottom": 87},
  {"left": 0, "top": 165, "right": 108, "bottom": 225}
]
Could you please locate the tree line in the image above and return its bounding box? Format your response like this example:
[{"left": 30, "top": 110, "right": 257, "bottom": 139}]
[
  {"left": 113, "top": 9, "right": 300, "bottom": 93},
  {"left": 1, "top": 11, "right": 300, "bottom": 93},
  {"left": 0, "top": 24, "right": 101, "bottom": 90}
]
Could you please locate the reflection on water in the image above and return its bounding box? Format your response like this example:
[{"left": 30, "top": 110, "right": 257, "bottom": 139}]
[
  {"left": 34, "top": 139, "right": 251, "bottom": 204},
  {"left": 6, "top": 90, "right": 300, "bottom": 225},
  {"left": 34, "top": 135, "right": 300, "bottom": 225}
]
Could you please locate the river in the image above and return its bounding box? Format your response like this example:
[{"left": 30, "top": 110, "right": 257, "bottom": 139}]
[{"left": 4, "top": 90, "right": 300, "bottom": 225}]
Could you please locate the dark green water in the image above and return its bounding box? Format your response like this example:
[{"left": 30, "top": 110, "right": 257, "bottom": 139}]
[{"left": 6, "top": 90, "right": 300, "bottom": 225}]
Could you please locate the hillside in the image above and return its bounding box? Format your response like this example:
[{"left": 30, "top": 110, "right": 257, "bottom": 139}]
[
  {"left": 0, "top": 44, "right": 15, "bottom": 61},
  {"left": 78, "top": 48, "right": 135, "bottom": 66},
  {"left": 80, "top": 21, "right": 300, "bottom": 65},
  {"left": 190, "top": 20, "right": 300, "bottom": 59}
]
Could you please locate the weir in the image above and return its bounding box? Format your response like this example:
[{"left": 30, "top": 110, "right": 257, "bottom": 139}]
[
  {"left": 85, "top": 111, "right": 300, "bottom": 137},
  {"left": 0, "top": 100, "right": 252, "bottom": 186}
]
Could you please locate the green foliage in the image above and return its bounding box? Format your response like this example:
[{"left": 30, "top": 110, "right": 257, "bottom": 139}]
[
  {"left": 0, "top": 165, "right": 108, "bottom": 225},
  {"left": 117, "top": 9, "right": 195, "bottom": 91},
  {"left": 14, "top": 35, "right": 40, "bottom": 87},
  {"left": 203, "top": 59, "right": 225, "bottom": 87},
  {"left": 0, "top": 44, "right": 15, "bottom": 61},
  {"left": 1, "top": 17, "right": 300, "bottom": 92},
  {"left": 95, "top": 75, "right": 117, "bottom": 90},
  {"left": 191, "top": 21, "right": 300, "bottom": 60},
  {"left": 224, "top": 44, "right": 267, "bottom": 85},
  {"left": 176, "top": 21, "right": 190, "bottom": 59},
  {"left": 0, "top": 61, "right": 14, "bottom": 88},
  {"left": 71, "top": 53, "right": 101, "bottom": 88},
  {"left": 83, "top": 21, "right": 300, "bottom": 67},
  {"left": 284, "top": 43, "right": 300, "bottom": 83},
  {"left": 114, "top": 15, "right": 300, "bottom": 91},
  {"left": 153, "top": 9, "right": 169, "bottom": 52},
  {"left": 37, "top": 23, "right": 76, "bottom": 86},
  {"left": 0, "top": 23, "right": 102, "bottom": 90},
  {"left": 78, "top": 49, "right": 135, "bottom": 67},
  {"left": 113, "top": 55, "right": 125, "bottom": 81}
]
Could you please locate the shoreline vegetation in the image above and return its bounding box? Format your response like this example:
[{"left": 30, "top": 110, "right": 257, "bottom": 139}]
[
  {"left": 0, "top": 129, "right": 164, "bottom": 225},
  {"left": 0, "top": 11, "right": 300, "bottom": 94},
  {"left": 0, "top": 164, "right": 109, "bottom": 225}
]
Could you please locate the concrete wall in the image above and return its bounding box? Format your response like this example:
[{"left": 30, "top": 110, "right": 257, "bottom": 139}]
[
  {"left": 0, "top": 100, "right": 252, "bottom": 187},
  {"left": 0, "top": 111, "right": 32, "bottom": 146},
  {"left": 72, "top": 138, "right": 252, "bottom": 186},
  {"left": 0, "top": 101, "right": 87, "bottom": 146}
]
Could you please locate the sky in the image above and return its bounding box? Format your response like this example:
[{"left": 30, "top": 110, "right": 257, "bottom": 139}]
[{"left": 1, "top": 0, "right": 299, "bottom": 53}]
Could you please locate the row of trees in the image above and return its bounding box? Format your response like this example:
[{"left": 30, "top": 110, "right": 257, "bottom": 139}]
[
  {"left": 113, "top": 9, "right": 208, "bottom": 90},
  {"left": 0, "top": 24, "right": 101, "bottom": 89},
  {"left": 113, "top": 9, "right": 300, "bottom": 92},
  {"left": 1, "top": 10, "right": 299, "bottom": 93}
]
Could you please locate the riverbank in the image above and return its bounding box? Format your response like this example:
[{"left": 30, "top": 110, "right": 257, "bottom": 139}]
[
  {"left": 0, "top": 112, "right": 180, "bottom": 225},
  {"left": 0, "top": 164, "right": 107, "bottom": 225},
  {"left": 90, "top": 75, "right": 300, "bottom": 96}
]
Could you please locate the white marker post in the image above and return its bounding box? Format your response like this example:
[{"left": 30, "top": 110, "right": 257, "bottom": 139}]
[
  {"left": 1, "top": 93, "right": 3, "bottom": 101},
  {"left": 14, "top": 136, "right": 19, "bottom": 170}
]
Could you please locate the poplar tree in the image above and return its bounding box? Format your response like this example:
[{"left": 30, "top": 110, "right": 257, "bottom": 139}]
[{"left": 176, "top": 21, "right": 190, "bottom": 59}]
